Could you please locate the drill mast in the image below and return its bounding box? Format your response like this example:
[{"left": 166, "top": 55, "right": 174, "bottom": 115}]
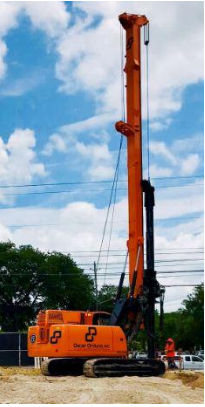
[
  {"left": 113, "top": 13, "right": 163, "bottom": 357},
  {"left": 116, "top": 13, "right": 148, "bottom": 297}
]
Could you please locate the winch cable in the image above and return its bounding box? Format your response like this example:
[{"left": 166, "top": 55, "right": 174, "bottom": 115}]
[
  {"left": 97, "top": 22, "right": 125, "bottom": 295},
  {"left": 96, "top": 136, "right": 123, "bottom": 287},
  {"left": 103, "top": 154, "right": 120, "bottom": 284},
  {"left": 103, "top": 23, "right": 126, "bottom": 284}
]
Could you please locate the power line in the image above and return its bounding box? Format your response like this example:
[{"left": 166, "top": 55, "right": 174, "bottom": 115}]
[
  {"left": 0, "top": 175, "right": 203, "bottom": 189},
  {"left": 5, "top": 252, "right": 201, "bottom": 258},
  {"left": 0, "top": 184, "right": 203, "bottom": 196},
  {"left": 3, "top": 215, "right": 203, "bottom": 228},
  {"left": 152, "top": 175, "right": 204, "bottom": 180},
  {"left": 78, "top": 258, "right": 204, "bottom": 267},
  {"left": 1, "top": 266, "right": 203, "bottom": 276},
  {"left": 11, "top": 248, "right": 202, "bottom": 254},
  {"left": 164, "top": 284, "right": 202, "bottom": 287}
]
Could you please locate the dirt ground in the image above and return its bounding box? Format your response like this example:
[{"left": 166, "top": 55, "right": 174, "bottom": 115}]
[{"left": 0, "top": 368, "right": 204, "bottom": 404}]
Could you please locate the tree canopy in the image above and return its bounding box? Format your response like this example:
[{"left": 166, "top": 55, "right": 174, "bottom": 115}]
[
  {"left": 177, "top": 284, "right": 204, "bottom": 350},
  {"left": 0, "top": 242, "right": 94, "bottom": 331},
  {"left": 98, "top": 284, "right": 129, "bottom": 313}
]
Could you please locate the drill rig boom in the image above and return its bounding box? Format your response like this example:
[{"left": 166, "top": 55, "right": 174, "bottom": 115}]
[{"left": 28, "top": 12, "right": 165, "bottom": 378}]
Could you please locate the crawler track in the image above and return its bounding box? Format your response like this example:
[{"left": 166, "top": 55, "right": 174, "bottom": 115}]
[
  {"left": 40, "top": 358, "right": 85, "bottom": 376},
  {"left": 41, "top": 357, "right": 165, "bottom": 378},
  {"left": 83, "top": 358, "right": 166, "bottom": 378}
]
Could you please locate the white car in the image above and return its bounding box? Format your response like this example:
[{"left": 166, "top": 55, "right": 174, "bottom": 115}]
[
  {"left": 196, "top": 350, "right": 204, "bottom": 360},
  {"left": 161, "top": 355, "right": 204, "bottom": 370}
]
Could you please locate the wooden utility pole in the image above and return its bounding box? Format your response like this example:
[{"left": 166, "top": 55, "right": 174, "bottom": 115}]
[{"left": 94, "top": 261, "right": 98, "bottom": 310}]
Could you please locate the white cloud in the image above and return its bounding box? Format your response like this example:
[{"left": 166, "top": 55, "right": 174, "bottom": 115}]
[
  {"left": 172, "top": 134, "right": 203, "bottom": 155},
  {"left": 55, "top": 1, "right": 203, "bottom": 125},
  {"left": 74, "top": 138, "right": 115, "bottom": 181},
  {"left": 155, "top": 182, "right": 204, "bottom": 220},
  {"left": 148, "top": 164, "right": 173, "bottom": 178},
  {"left": 43, "top": 113, "right": 118, "bottom": 180},
  {"left": 87, "top": 164, "right": 114, "bottom": 181},
  {"left": 0, "top": 1, "right": 69, "bottom": 82},
  {"left": 150, "top": 118, "right": 172, "bottom": 132},
  {"left": 149, "top": 135, "right": 202, "bottom": 178},
  {"left": 44, "top": 132, "right": 115, "bottom": 181},
  {"left": 150, "top": 141, "right": 177, "bottom": 165},
  {"left": 59, "top": 112, "right": 116, "bottom": 136},
  {"left": 0, "top": 39, "right": 7, "bottom": 80},
  {"left": 0, "top": 71, "right": 46, "bottom": 97},
  {"left": 23, "top": 1, "right": 69, "bottom": 38},
  {"left": 0, "top": 128, "right": 46, "bottom": 203},
  {"left": 43, "top": 133, "right": 67, "bottom": 156},
  {"left": 0, "top": 222, "right": 11, "bottom": 241},
  {"left": 0, "top": 1, "right": 203, "bottom": 127},
  {"left": 0, "top": 2, "right": 20, "bottom": 36},
  {"left": 43, "top": 112, "right": 116, "bottom": 156},
  {"left": 180, "top": 154, "right": 200, "bottom": 176}
]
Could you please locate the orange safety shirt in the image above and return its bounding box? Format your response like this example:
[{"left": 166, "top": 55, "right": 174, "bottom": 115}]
[{"left": 165, "top": 338, "right": 175, "bottom": 358}]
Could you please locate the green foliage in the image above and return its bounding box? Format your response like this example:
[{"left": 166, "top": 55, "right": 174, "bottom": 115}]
[
  {"left": 0, "top": 242, "right": 94, "bottom": 331},
  {"left": 156, "top": 284, "right": 204, "bottom": 351},
  {"left": 155, "top": 311, "right": 180, "bottom": 349},
  {"left": 177, "top": 284, "right": 204, "bottom": 350},
  {"left": 98, "top": 284, "right": 129, "bottom": 313}
]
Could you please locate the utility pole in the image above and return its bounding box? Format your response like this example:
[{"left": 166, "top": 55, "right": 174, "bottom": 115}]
[{"left": 94, "top": 261, "right": 98, "bottom": 310}]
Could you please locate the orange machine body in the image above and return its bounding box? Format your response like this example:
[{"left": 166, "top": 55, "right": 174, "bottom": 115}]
[{"left": 28, "top": 310, "right": 127, "bottom": 358}]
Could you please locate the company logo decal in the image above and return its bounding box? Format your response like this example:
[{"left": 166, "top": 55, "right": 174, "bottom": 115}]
[
  {"left": 30, "top": 334, "right": 36, "bottom": 343},
  {"left": 85, "top": 327, "right": 97, "bottom": 342},
  {"left": 50, "top": 330, "right": 62, "bottom": 344}
]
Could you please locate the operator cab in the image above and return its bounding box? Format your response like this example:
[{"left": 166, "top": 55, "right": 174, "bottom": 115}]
[
  {"left": 92, "top": 312, "right": 111, "bottom": 326},
  {"left": 36, "top": 309, "right": 111, "bottom": 327}
]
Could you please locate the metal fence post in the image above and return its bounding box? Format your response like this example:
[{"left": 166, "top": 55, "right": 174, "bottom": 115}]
[{"left": 18, "top": 333, "right": 21, "bottom": 367}]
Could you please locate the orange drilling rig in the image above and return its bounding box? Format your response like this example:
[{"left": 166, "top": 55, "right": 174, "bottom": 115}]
[{"left": 28, "top": 12, "right": 165, "bottom": 378}]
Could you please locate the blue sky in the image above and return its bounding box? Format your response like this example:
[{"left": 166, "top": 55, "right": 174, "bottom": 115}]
[{"left": 0, "top": 1, "right": 203, "bottom": 311}]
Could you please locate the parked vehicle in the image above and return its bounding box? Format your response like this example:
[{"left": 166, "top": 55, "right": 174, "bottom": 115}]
[
  {"left": 161, "top": 354, "right": 204, "bottom": 370},
  {"left": 132, "top": 351, "right": 148, "bottom": 359},
  {"left": 196, "top": 350, "right": 204, "bottom": 360}
]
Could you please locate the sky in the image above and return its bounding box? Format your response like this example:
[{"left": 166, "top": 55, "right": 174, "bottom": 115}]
[{"left": 0, "top": 0, "right": 204, "bottom": 312}]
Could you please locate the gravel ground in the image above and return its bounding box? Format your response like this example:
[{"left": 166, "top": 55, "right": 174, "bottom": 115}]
[{"left": 0, "top": 368, "right": 203, "bottom": 404}]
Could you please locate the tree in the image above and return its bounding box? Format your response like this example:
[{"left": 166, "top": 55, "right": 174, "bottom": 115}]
[
  {"left": 0, "top": 242, "right": 94, "bottom": 331},
  {"left": 155, "top": 284, "right": 204, "bottom": 351},
  {"left": 98, "top": 284, "right": 129, "bottom": 313},
  {"left": 177, "top": 284, "right": 204, "bottom": 350},
  {"left": 155, "top": 311, "right": 180, "bottom": 349}
]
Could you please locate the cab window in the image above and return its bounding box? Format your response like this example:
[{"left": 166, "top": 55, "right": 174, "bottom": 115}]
[
  {"left": 185, "top": 356, "right": 191, "bottom": 361},
  {"left": 93, "top": 313, "right": 110, "bottom": 326},
  {"left": 192, "top": 356, "right": 202, "bottom": 362}
]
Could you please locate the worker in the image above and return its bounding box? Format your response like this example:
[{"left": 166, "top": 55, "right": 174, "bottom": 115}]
[{"left": 165, "top": 338, "right": 177, "bottom": 369}]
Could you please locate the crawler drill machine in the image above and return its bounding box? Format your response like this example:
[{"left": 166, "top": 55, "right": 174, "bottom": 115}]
[{"left": 28, "top": 12, "right": 165, "bottom": 378}]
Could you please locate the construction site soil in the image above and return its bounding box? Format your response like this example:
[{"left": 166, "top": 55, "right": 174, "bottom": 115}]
[{"left": 0, "top": 368, "right": 203, "bottom": 404}]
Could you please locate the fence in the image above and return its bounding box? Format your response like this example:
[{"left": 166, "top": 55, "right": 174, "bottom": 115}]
[{"left": 0, "top": 332, "right": 34, "bottom": 366}]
